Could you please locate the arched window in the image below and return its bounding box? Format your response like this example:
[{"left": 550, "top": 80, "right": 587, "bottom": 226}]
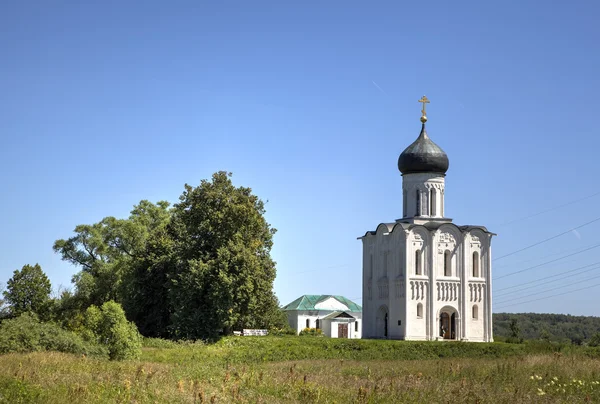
[
  {"left": 416, "top": 190, "right": 421, "bottom": 216},
  {"left": 472, "top": 251, "right": 480, "bottom": 277},
  {"left": 430, "top": 189, "right": 436, "bottom": 216},
  {"left": 415, "top": 250, "right": 422, "bottom": 275},
  {"left": 472, "top": 305, "right": 478, "bottom": 319},
  {"left": 444, "top": 250, "right": 452, "bottom": 277},
  {"left": 316, "top": 319, "right": 320, "bottom": 330},
  {"left": 403, "top": 190, "right": 407, "bottom": 217},
  {"left": 417, "top": 303, "right": 423, "bottom": 318},
  {"left": 306, "top": 319, "right": 310, "bottom": 328},
  {"left": 355, "top": 321, "right": 359, "bottom": 332}
]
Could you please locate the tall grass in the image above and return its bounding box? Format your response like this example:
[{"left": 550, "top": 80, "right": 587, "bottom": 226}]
[{"left": 1, "top": 336, "right": 599, "bottom": 403}]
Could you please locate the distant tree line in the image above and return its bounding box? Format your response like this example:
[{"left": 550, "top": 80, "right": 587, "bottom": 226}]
[
  {"left": 494, "top": 312, "right": 600, "bottom": 345},
  {"left": 1, "top": 172, "right": 286, "bottom": 343}
]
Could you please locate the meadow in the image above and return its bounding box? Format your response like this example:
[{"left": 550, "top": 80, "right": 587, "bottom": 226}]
[{"left": 1, "top": 336, "right": 600, "bottom": 403}]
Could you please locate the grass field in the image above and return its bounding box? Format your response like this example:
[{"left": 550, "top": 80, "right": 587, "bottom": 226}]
[{"left": 1, "top": 336, "right": 600, "bottom": 403}]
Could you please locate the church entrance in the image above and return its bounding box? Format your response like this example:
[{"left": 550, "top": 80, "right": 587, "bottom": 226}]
[{"left": 439, "top": 311, "right": 457, "bottom": 340}]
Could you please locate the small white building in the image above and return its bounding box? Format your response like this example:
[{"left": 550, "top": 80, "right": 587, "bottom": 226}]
[
  {"left": 359, "top": 98, "right": 494, "bottom": 342},
  {"left": 283, "top": 295, "right": 362, "bottom": 338}
]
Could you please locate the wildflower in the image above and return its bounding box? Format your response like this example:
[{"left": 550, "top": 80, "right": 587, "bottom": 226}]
[
  {"left": 530, "top": 376, "right": 535, "bottom": 380},
  {"left": 537, "top": 388, "right": 546, "bottom": 396},
  {"left": 124, "top": 379, "right": 131, "bottom": 390},
  {"left": 553, "top": 377, "right": 558, "bottom": 381}
]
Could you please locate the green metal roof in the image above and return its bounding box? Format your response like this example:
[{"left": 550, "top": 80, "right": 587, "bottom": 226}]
[{"left": 282, "top": 295, "right": 362, "bottom": 312}]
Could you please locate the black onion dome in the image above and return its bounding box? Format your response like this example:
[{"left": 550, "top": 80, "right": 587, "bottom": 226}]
[{"left": 398, "top": 124, "right": 449, "bottom": 175}]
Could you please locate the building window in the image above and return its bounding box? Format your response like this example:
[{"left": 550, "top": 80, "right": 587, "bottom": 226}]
[
  {"left": 306, "top": 319, "right": 310, "bottom": 328},
  {"left": 430, "top": 189, "right": 436, "bottom": 216},
  {"left": 417, "top": 303, "right": 423, "bottom": 318},
  {"left": 369, "top": 254, "right": 373, "bottom": 279},
  {"left": 403, "top": 190, "right": 407, "bottom": 217},
  {"left": 444, "top": 250, "right": 452, "bottom": 277},
  {"left": 472, "top": 305, "right": 478, "bottom": 319},
  {"left": 415, "top": 250, "right": 422, "bottom": 275},
  {"left": 315, "top": 319, "right": 320, "bottom": 330},
  {"left": 355, "top": 321, "right": 359, "bottom": 332},
  {"left": 416, "top": 190, "right": 421, "bottom": 216},
  {"left": 473, "top": 251, "right": 480, "bottom": 277}
]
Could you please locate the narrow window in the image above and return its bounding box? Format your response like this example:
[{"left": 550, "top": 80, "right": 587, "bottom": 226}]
[
  {"left": 306, "top": 319, "right": 310, "bottom": 328},
  {"left": 430, "top": 189, "right": 436, "bottom": 216},
  {"left": 441, "top": 192, "right": 444, "bottom": 217},
  {"left": 415, "top": 250, "right": 422, "bottom": 275},
  {"left": 473, "top": 251, "right": 480, "bottom": 277},
  {"left": 416, "top": 190, "right": 421, "bottom": 216},
  {"left": 444, "top": 250, "right": 452, "bottom": 277},
  {"left": 417, "top": 303, "right": 423, "bottom": 318},
  {"left": 403, "top": 190, "right": 407, "bottom": 217},
  {"left": 472, "top": 305, "right": 478, "bottom": 319},
  {"left": 355, "top": 321, "right": 359, "bottom": 332},
  {"left": 369, "top": 254, "right": 373, "bottom": 279},
  {"left": 316, "top": 319, "right": 320, "bottom": 330}
]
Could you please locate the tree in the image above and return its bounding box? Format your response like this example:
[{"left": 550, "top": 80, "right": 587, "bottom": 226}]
[
  {"left": 168, "top": 171, "right": 282, "bottom": 339},
  {"left": 508, "top": 318, "right": 523, "bottom": 343},
  {"left": 83, "top": 301, "right": 142, "bottom": 360},
  {"left": 53, "top": 200, "right": 172, "bottom": 312},
  {"left": 3, "top": 264, "right": 51, "bottom": 319}
]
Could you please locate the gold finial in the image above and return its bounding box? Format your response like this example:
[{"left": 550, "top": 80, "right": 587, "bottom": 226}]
[{"left": 418, "top": 95, "right": 430, "bottom": 123}]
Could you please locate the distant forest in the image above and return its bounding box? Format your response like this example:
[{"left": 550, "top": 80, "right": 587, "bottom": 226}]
[{"left": 493, "top": 313, "right": 600, "bottom": 344}]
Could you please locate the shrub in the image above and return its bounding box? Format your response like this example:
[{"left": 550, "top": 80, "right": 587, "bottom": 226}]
[
  {"left": 588, "top": 332, "right": 600, "bottom": 347},
  {"left": 299, "top": 327, "right": 324, "bottom": 337},
  {"left": 268, "top": 325, "right": 296, "bottom": 336},
  {"left": 83, "top": 301, "right": 142, "bottom": 360},
  {"left": 0, "top": 312, "right": 107, "bottom": 357}
]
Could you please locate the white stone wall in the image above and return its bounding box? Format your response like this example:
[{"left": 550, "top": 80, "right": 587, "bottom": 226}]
[
  {"left": 288, "top": 310, "right": 362, "bottom": 338},
  {"left": 402, "top": 173, "right": 446, "bottom": 218},
  {"left": 361, "top": 223, "right": 493, "bottom": 342}
]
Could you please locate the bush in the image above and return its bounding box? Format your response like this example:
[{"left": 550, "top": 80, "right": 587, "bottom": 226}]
[
  {"left": 268, "top": 325, "right": 296, "bottom": 336},
  {"left": 299, "top": 327, "right": 324, "bottom": 337},
  {"left": 0, "top": 312, "right": 107, "bottom": 357},
  {"left": 588, "top": 332, "right": 600, "bottom": 347},
  {"left": 83, "top": 301, "right": 142, "bottom": 360}
]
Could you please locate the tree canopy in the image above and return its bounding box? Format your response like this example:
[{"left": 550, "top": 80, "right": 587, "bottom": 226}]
[
  {"left": 53, "top": 172, "right": 284, "bottom": 339},
  {"left": 3, "top": 264, "right": 51, "bottom": 319}
]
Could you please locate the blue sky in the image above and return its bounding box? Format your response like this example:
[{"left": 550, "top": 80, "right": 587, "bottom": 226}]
[{"left": 2, "top": 1, "right": 600, "bottom": 315}]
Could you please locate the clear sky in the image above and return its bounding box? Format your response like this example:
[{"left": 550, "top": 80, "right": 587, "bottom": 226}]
[{"left": 2, "top": 1, "right": 600, "bottom": 316}]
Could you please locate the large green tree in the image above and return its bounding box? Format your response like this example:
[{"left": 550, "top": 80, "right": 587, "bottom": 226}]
[
  {"left": 53, "top": 201, "right": 172, "bottom": 315},
  {"left": 3, "top": 264, "right": 52, "bottom": 318},
  {"left": 168, "top": 171, "right": 282, "bottom": 339}
]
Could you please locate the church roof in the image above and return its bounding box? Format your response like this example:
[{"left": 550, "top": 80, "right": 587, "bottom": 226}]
[
  {"left": 358, "top": 222, "right": 496, "bottom": 239},
  {"left": 282, "top": 295, "right": 362, "bottom": 312},
  {"left": 398, "top": 123, "right": 449, "bottom": 175}
]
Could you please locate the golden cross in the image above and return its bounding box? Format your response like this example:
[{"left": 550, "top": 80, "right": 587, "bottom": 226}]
[{"left": 418, "top": 95, "right": 430, "bottom": 117}]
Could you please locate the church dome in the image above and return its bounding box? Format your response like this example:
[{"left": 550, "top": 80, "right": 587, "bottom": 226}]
[{"left": 398, "top": 124, "right": 449, "bottom": 175}]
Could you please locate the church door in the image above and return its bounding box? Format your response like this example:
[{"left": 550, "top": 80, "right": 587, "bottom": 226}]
[
  {"left": 338, "top": 323, "right": 348, "bottom": 338},
  {"left": 440, "top": 313, "right": 450, "bottom": 339}
]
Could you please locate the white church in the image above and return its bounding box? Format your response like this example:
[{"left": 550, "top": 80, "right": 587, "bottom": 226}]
[{"left": 359, "top": 97, "right": 494, "bottom": 342}]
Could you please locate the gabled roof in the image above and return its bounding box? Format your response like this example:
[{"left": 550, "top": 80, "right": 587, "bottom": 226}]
[
  {"left": 282, "top": 295, "right": 362, "bottom": 312},
  {"left": 321, "top": 311, "right": 356, "bottom": 320}
]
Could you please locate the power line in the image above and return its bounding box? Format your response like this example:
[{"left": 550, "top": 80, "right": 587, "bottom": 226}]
[
  {"left": 493, "top": 216, "right": 600, "bottom": 262},
  {"left": 494, "top": 281, "right": 600, "bottom": 310},
  {"left": 495, "top": 272, "right": 600, "bottom": 305},
  {"left": 494, "top": 242, "right": 600, "bottom": 270},
  {"left": 494, "top": 191, "right": 600, "bottom": 228},
  {"left": 494, "top": 242, "right": 600, "bottom": 280},
  {"left": 495, "top": 261, "right": 600, "bottom": 294}
]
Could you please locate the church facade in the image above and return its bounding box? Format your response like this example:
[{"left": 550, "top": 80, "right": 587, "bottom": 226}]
[{"left": 359, "top": 97, "right": 494, "bottom": 342}]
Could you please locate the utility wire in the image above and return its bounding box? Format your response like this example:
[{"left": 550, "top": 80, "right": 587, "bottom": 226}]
[
  {"left": 494, "top": 261, "right": 600, "bottom": 294},
  {"left": 493, "top": 216, "right": 600, "bottom": 262},
  {"left": 495, "top": 272, "right": 600, "bottom": 305},
  {"left": 494, "top": 281, "right": 600, "bottom": 310},
  {"left": 494, "top": 242, "right": 600, "bottom": 280},
  {"left": 494, "top": 191, "right": 600, "bottom": 228},
  {"left": 494, "top": 242, "right": 600, "bottom": 270}
]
